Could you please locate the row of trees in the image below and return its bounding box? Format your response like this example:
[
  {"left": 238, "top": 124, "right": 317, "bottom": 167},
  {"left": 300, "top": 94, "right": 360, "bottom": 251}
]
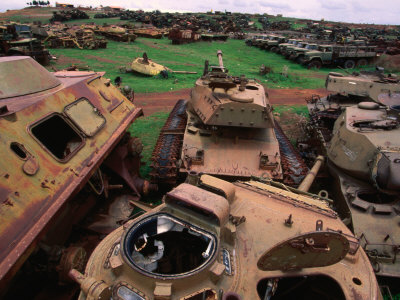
[{"left": 27, "top": 1, "right": 50, "bottom": 6}]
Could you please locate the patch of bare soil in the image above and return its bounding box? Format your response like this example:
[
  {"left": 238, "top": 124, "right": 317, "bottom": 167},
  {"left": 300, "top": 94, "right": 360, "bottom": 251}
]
[
  {"left": 140, "top": 40, "right": 163, "bottom": 50},
  {"left": 376, "top": 54, "right": 400, "bottom": 72},
  {"left": 85, "top": 55, "right": 120, "bottom": 64},
  {"left": 275, "top": 111, "right": 308, "bottom": 142},
  {"left": 56, "top": 54, "right": 84, "bottom": 65},
  {"left": 134, "top": 88, "right": 328, "bottom": 116}
]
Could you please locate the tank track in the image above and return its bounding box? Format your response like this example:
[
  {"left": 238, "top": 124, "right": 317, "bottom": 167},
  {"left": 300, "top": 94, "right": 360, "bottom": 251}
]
[
  {"left": 274, "top": 120, "right": 309, "bottom": 186},
  {"left": 150, "top": 100, "right": 187, "bottom": 185}
]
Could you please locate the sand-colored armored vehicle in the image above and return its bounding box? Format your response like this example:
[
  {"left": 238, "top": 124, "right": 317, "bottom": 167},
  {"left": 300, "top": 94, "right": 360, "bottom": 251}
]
[
  {"left": 45, "top": 28, "right": 107, "bottom": 50},
  {"left": 150, "top": 50, "right": 308, "bottom": 187},
  {"left": 303, "top": 70, "right": 400, "bottom": 281},
  {"left": 96, "top": 25, "right": 137, "bottom": 42},
  {"left": 132, "top": 27, "right": 165, "bottom": 39},
  {"left": 302, "top": 45, "right": 377, "bottom": 69},
  {"left": 73, "top": 174, "right": 382, "bottom": 300},
  {"left": 0, "top": 56, "right": 156, "bottom": 298}
]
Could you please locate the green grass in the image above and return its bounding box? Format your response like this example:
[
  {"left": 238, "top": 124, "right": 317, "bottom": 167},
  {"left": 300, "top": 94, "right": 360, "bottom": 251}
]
[
  {"left": 48, "top": 37, "right": 381, "bottom": 93},
  {"left": 128, "top": 111, "right": 169, "bottom": 178}
]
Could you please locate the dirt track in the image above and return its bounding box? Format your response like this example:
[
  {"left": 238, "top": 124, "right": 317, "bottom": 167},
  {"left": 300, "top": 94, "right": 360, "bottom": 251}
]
[{"left": 135, "top": 88, "right": 329, "bottom": 115}]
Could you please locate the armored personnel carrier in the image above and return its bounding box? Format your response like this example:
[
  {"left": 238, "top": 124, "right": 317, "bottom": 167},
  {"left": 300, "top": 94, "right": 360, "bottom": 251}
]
[
  {"left": 303, "top": 70, "right": 400, "bottom": 281},
  {"left": 0, "top": 56, "right": 156, "bottom": 298},
  {"left": 150, "top": 50, "right": 308, "bottom": 186},
  {"left": 73, "top": 173, "right": 382, "bottom": 300}
]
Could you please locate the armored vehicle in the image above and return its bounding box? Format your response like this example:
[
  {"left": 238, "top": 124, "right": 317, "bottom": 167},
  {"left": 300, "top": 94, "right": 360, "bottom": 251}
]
[
  {"left": 0, "top": 24, "right": 50, "bottom": 65},
  {"left": 150, "top": 50, "right": 308, "bottom": 187},
  {"left": 168, "top": 28, "right": 201, "bottom": 44},
  {"left": 303, "top": 71, "right": 400, "bottom": 282},
  {"left": 96, "top": 25, "right": 137, "bottom": 42},
  {"left": 0, "top": 56, "right": 156, "bottom": 298},
  {"left": 302, "top": 45, "right": 377, "bottom": 69},
  {"left": 73, "top": 174, "right": 382, "bottom": 300}
]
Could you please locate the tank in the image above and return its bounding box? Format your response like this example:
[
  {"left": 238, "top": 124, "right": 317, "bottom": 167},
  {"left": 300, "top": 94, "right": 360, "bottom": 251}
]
[
  {"left": 96, "top": 25, "right": 137, "bottom": 42},
  {"left": 0, "top": 56, "right": 156, "bottom": 298},
  {"left": 73, "top": 174, "right": 382, "bottom": 300},
  {"left": 150, "top": 50, "right": 308, "bottom": 186},
  {"left": 303, "top": 70, "right": 400, "bottom": 283}
]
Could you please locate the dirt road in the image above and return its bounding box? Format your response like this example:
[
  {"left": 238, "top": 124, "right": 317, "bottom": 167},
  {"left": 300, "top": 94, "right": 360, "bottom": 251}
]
[{"left": 135, "top": 88, "right": 329, "bottom": 115}]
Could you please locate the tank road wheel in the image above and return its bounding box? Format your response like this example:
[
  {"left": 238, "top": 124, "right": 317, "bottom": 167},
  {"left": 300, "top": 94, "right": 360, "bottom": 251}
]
[
  {"left": 344, "top": 59, "right": 356, "bottom": 69},
  {"left": 357, "top": 59, "right": 368, "bottom": 67},
  {"left": 307, "top": 60, "right": 322, "bottom": 70},
  {"left": 270, "top": 46, "right": 278, "bottom": 53}
]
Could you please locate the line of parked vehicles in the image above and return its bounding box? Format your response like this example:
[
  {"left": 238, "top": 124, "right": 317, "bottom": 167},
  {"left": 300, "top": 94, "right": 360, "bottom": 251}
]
[{"left": 246, "top": 34, "right": 378, "bottom": 69}]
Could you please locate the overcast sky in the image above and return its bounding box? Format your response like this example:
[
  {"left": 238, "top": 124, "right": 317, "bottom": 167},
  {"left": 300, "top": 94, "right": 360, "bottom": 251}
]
[{"left": 1, "top": 0, "right": 399, "bottom": 25}]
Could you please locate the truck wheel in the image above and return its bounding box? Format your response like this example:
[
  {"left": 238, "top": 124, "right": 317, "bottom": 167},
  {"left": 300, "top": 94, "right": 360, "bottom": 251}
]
[
  {"left": 270, "top": 46, "right": 278, "bottom": 53},
  {"left": 344, "top": 59, "right": 356, "bottom": 69},
  {"left": 357, "top": 59, "right": 368, "bottom": 67},
  {"left": 296, "top": 56, "right": 306, "bottom": 64},
  {"left": 289, "top": 54, "right": 296, "bottom": 61},
  {"left": 307, "top": 60, "right": 322, "bottom": 69}
]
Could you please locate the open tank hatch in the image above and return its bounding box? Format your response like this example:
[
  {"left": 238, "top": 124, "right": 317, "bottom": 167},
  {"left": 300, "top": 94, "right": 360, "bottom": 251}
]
[{"left": 122, "top": 213, "right": 217, "bottom": 278}]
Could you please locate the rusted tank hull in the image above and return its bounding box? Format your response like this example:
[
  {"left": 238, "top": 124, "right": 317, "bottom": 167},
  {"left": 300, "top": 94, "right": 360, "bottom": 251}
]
[
  {"left": 76, "top": 176, "right": 382, "bottom": 300},
  {"left": 327, "top": 161, "right": 400, "bottom": 278}
]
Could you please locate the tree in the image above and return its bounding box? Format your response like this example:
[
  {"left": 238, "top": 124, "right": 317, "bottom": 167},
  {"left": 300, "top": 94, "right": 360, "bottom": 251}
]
[{"left": 32, "top": 0, "right": 38, "bottom": 5}]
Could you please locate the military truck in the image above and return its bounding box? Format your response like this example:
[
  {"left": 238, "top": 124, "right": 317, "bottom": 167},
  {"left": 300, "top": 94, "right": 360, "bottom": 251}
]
[
  {"left": 289, "top": 43, "right": 319, "bottom": 63},
  {"left": 303, "top": 70, "right": 400, "bottom": 285},
  {"left": 73, "top": 174, "right": 382, "bottom": 300},
  {"left": 280, "top": 39, "right": 303, "bottom": 57},
  {"left": 0, "top": 56, "right": 156, "bottom": 298},
  {"left": 0, "top": 24, "right": 50, "bottom": 65},
  {"left": 150, "top": 50, "right": 308, "bottom": 187},
  {"left": 250, "top": 34, "right": 271, "bottom": 48},
  {"left": 277, "top": 38, "right": 297, "bottom": 54},
  {"left": 262, "top": 35, "right": 287, "bottom": 52},
  {"left": 283, "top": 41, "right": 309, "bottom": 59},
  {"left": 302, "top": 45, "right": 377, "bottom": 69}
]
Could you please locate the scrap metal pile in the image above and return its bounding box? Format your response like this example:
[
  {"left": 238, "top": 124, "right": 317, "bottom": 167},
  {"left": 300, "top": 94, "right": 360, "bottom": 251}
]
[
  {"left": 45, "top": 27, "right": 107, "bottom": 49},
  {"left": 49, "top": 9, "right": 90, "bottom": 23}
]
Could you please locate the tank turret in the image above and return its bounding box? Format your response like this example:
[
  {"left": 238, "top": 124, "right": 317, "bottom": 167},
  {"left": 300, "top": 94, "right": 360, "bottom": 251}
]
[
  {"left": 303, "top": 70, "right": 400, "bottom": 284},
  {"left": 189, "top": 50, "right": 274, "bottom": 129},
  {"left": 74, "top": 174, "right": 381, "bottom": 300}
]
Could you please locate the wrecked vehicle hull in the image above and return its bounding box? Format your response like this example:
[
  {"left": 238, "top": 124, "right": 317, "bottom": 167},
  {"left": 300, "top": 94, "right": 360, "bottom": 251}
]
[
  {"left": 75, "top": 175, "right": 382, "bottom": 300},
  {"left": 0, "top": 56, "right": 154, "bottom": 297},
  {"left": 302, "top": 71, "right": 400, "bottom": 283}
]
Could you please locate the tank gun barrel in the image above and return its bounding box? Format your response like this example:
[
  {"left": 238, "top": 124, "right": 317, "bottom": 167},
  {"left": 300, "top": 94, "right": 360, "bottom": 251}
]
[
  {"left": 298, "top": 156, "right": 324, "bottom": 192},
  {"left": 217, "top": 50, "right": 224, "bottom": 69}
]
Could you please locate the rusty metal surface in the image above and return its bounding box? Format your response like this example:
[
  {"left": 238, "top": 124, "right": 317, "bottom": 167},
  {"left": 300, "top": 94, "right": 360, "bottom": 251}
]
[
  {"left": 151, "top": 51, "right": 287, "bottom": 184},
  {"left": 77, "top": 175, "right": 381, "bottom": 300},
  {"left": 0, "top": 57, "right": 146, "bottom": 292},
  {"left": 303, "top": 71, "right": 400, "bottom": 281}
]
